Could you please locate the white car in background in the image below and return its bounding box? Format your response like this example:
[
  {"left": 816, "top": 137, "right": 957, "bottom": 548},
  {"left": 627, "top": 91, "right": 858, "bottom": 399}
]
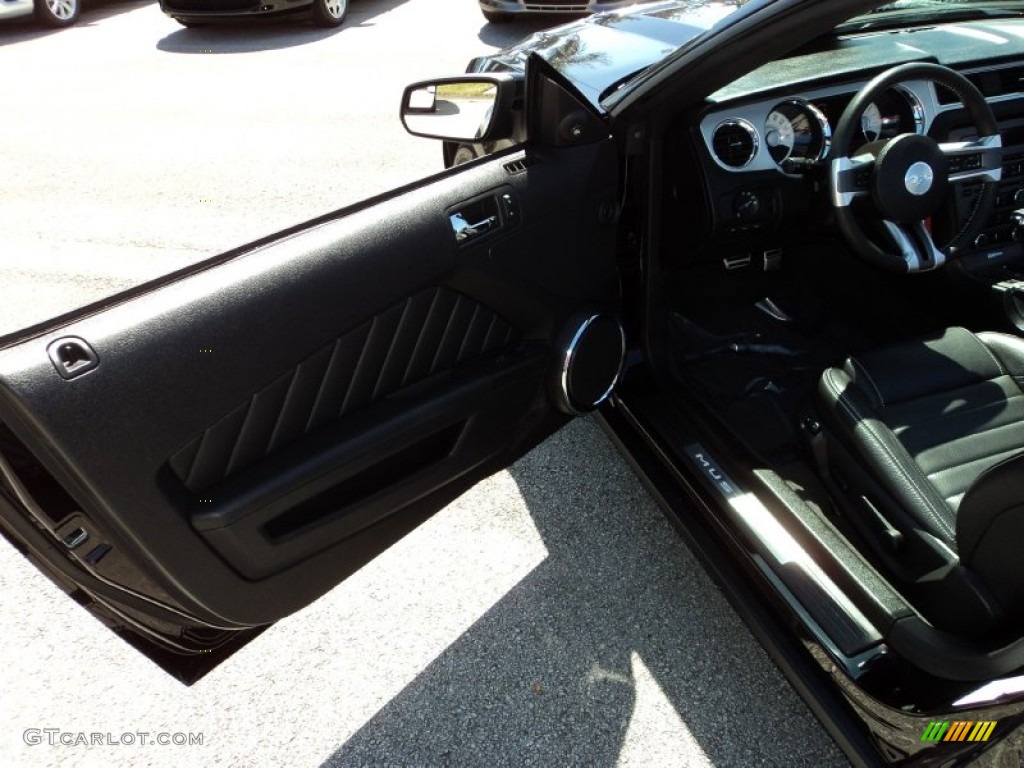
[{"left": 0, "top": 0, "right": 79, "bottom": 26}]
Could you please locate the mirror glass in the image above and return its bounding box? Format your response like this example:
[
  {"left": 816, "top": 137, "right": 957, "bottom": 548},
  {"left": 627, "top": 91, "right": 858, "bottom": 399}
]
[{"left": 401, "top": 80, "right": 499, "bottom": 142}]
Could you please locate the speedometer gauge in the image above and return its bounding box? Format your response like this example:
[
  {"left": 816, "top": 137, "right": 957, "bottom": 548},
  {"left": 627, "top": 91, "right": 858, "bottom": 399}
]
[
  {"left": 765, "top": 110, "right": 795, "bottom": 162},
  {"left": 763, "top": 99, "right": 831, "bottom": 172},
  {"left": 857, "top": 87, "right": 924, "bottom": 146}
]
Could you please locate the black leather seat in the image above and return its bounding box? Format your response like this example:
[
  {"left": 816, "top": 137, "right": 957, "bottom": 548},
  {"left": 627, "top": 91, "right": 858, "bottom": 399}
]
[{"left": 815, "top": 327, "right": 1024, "bottom": 636}]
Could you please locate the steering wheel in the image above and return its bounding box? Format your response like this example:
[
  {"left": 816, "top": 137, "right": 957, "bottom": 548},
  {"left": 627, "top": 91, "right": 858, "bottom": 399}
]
[{"left": 830, "top": 62, "right": 1002, "bottom": 273}]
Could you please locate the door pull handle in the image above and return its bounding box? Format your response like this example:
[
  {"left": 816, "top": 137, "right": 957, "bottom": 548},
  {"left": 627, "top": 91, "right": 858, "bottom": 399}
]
[{"left": 450, "top": 212, "right": 498, "bottom": 243}]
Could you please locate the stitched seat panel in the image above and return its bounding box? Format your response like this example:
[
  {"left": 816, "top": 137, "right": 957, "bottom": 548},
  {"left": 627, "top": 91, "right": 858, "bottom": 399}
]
[
  {"left": 887, "top": 383, "right": 1024, "bottom": 459},
  {"left": 818, "top": 331, "right": 1024, "bottom": 548},
  {"left": 927, "top": 446, "right": 1024, "bottom": 512},
  {"left": 912, "top": 417, "right": 1024, "bottom": 475},
  {"left": 874, "top": 377, "right": 1024, "bottom": 510},
  {"left": 821, "top": 369, "right": 957, "bottom": 539},
  {"left": 886, "top": 378, "right": 1024, "bottom": 451}
]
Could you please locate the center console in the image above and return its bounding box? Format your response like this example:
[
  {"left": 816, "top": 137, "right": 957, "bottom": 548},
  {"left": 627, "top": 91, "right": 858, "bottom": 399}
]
[
  {"left": 955, "top": 147, "right": 1024, "bottom": 272},
  {"left": 949, "top": 123, "right": 1024, "bottom": 334}
]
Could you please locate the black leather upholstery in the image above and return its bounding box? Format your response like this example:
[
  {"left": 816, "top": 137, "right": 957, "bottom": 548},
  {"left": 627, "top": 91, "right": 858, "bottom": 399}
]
[
  {"left": 958, "top": 453, "right": 1024, "bottom": 611},
  {"left": 816, "top": 327, "right": 1024, "bottom": 633}
]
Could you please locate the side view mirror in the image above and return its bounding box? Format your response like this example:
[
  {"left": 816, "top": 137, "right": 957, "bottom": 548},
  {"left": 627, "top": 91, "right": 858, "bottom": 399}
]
[{"left": 400, "top": 74, "right": 518, "bottom": 143}]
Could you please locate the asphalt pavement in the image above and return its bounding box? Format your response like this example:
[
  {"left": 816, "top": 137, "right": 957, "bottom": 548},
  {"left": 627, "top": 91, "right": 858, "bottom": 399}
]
[{"left": 0, "top": 1, "right": 851, "bottom": 765}]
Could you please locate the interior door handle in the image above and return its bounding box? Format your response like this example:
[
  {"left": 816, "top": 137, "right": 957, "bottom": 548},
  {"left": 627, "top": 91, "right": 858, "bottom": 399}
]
[{"left": 450, "top": 212, "right": 498, "bottom": 243}]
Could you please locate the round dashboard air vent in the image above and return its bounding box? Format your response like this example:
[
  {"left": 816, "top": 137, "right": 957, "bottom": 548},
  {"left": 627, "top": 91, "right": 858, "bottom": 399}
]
[{"left": 711, "top": 120, "right": 758, "bottom": 168}]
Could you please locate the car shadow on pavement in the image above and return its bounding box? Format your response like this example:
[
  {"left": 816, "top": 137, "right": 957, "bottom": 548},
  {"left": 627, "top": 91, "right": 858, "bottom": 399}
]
[
  {"left": 156, "top": 0, "right": 410, "bottom": 53},
  {"left": 157, "top": 18, "right": 344, "bottom": 53},
  {"left": 0, "top": 0, "right": 151, "bottom": 46},
  {"left": 320, "top": 417, "right": 849, "bottom": 767}
]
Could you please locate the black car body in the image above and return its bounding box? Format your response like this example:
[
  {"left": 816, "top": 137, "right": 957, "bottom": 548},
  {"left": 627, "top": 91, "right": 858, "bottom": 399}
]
[
  {"left": 471, "top": 0, "right": 733, "bottom": 106},
  {"left": 5, "top": 1, "right": 1024, "bottom": 765},
  {"left": 445, "top": 1, "right": 739, "bottom": 165}
]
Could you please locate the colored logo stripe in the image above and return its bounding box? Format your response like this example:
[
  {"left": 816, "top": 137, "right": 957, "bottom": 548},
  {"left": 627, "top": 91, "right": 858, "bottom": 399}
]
[
  {"left": 947, "top": 722, "right": 967, "bottom": 741},
  {"left": 921, "top": 722, "right": 950, "bottom": 742},
  {"left": 921, "top": 721, "right": 997, "bottom": 743},
  {"left": 968, "top": 722, "right": 997, "bottom": 742}
]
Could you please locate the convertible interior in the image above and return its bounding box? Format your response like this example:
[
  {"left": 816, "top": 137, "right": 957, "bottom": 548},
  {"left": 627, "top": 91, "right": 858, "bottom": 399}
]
[{"left": 625, "top": 8, "right": 1024, "bottom": 693}]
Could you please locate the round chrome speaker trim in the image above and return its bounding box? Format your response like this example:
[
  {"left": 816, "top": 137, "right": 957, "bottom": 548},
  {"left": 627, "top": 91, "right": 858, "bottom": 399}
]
[{"left": 559, "top": 313, "right": 626, "bottom": 415}]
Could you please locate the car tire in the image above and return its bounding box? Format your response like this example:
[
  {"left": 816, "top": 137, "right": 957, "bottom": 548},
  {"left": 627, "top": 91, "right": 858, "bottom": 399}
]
[
  {"left": 34, "top": 0, "right": 79, "bottom": 27},
  {"left": 311, "top": 0, "right": 346, "bottom": 27},
  {"left": 452, "top": 145, "right": 480, "bottom": 166},
  {"left": 482, "top": 10, "right": 511, "bottom": 23}
]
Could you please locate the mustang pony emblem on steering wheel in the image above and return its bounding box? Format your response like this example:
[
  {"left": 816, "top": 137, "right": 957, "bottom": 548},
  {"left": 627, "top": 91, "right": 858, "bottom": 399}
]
[{"left": 904, "top": 161, "right": 934, "bottom": 195}]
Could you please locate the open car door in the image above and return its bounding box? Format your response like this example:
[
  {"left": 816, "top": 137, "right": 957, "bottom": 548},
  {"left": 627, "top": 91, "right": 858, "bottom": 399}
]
[{"left": 0, "top": 62, "right": 622, "bottom": 681}]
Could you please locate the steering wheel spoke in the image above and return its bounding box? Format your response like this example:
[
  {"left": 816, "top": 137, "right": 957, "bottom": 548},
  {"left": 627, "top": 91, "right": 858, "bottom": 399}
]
[
  {"left": 882, "top": 219, "right": 945, "bottom": 272},
  {"left": 940, "top": 134, "right": 1003, "bottom": 183},
  {"left": 830, "top": 153, "right": 875, "bottom": 207}
]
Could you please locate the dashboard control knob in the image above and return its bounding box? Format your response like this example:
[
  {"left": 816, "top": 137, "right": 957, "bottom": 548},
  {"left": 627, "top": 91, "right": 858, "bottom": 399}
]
[
  {"left": 975, "top": 232, "right": 992, "bottom": 250},
  {"left": 734, "top": 190, "right": 761, "bottom": 219},
  {"left": 1014, "top": 188, "right": 1024, "bottom": 205}
]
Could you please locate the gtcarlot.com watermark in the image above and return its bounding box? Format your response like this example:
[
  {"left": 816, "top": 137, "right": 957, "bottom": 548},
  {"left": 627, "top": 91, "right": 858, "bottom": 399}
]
[{"left": 24, "top": 729, "right": 204, "bottom": 747}]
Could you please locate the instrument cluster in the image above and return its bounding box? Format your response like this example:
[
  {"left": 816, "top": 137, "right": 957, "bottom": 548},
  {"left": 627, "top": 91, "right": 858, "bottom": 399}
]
[{"left": 701, "top": 83, "right": 928, "bottom": 175}]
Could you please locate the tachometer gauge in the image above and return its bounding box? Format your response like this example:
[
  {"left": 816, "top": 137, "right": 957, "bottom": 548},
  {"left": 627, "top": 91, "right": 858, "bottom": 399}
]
[
  {"left": 765, "top": 110, "right": 795, "bottom": 163},
  {"left": 764, "top": 100, "right": 830, "bottom": 172}
]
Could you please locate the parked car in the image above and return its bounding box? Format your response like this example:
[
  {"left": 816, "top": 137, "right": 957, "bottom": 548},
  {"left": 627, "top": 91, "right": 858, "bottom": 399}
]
[
  {"left": 478, "top": 0, "right": 638, "bottom": 24},
  {"left": 0, "top": 0, "right": 79, "bottom": 26},
  {"left": 4, "top": 1, "right": 1024, "bottom": 765},
  {"left": 159, "top": 0, "right": 346, "bottom": 28}
]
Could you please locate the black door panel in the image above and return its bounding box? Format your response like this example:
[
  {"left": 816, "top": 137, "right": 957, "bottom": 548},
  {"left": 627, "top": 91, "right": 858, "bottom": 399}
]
[
  {"left": 191, "top": 347, "right": 547, "bottom": 581},
  {"left": 167, "top": 285, "right": 521, "bottom": 492},
  {"left": 0, "top": 139, "right": 620, "bottom": 637}
]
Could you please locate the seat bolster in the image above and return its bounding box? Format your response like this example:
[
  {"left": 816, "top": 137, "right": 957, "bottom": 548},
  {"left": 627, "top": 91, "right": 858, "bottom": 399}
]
[
  {"left": 977, "top": 331, "right": 1024, "bottom": 387},
  {"left": 818, "top": 367, "right": 956, "bottom": 543},
  {"left": 957, "top": 451, "right": 1024, "bottom": 613}
]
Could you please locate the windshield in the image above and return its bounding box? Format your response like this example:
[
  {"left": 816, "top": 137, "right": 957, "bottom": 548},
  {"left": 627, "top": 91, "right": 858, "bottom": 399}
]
[
  {"left": 840, "top": 0, "right": 1024, "bottom": 31},
  {"left": 602, "top": 0, "right": 1024, "bottom": 107}
]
